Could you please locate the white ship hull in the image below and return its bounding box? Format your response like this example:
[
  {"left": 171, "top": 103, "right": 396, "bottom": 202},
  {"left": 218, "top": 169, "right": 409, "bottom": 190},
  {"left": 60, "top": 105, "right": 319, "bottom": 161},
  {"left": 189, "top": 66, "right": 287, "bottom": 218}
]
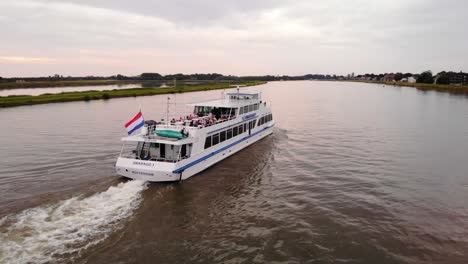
[
  {"left": 115, "top": 90, "right": 274, "bottom": 182},
  {"left": 116, "top": 124, "right": 274, "bottom": 182}
]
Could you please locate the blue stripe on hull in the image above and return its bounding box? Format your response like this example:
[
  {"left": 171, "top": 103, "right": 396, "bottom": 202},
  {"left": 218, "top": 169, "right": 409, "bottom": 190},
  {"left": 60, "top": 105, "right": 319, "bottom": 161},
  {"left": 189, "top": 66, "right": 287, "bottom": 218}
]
[{"left": 173, "top": 125, "right": 273, "bottom": 174}]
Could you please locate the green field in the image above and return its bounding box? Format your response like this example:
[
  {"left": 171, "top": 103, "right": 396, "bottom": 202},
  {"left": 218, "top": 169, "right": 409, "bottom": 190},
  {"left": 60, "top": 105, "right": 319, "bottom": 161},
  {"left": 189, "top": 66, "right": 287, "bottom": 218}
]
[
  {"left": 0, "top": 81, "right": 266, "bottom": 108},
  {"left": 350, "top": 80, "right": 468, "bottom": 94}
]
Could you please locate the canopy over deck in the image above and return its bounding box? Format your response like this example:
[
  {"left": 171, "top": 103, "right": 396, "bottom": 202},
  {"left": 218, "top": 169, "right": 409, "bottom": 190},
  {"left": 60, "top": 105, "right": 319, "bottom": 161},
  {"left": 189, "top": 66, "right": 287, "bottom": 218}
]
[{"left": 187, "top": 91, "right": 261, "bottom": 108}]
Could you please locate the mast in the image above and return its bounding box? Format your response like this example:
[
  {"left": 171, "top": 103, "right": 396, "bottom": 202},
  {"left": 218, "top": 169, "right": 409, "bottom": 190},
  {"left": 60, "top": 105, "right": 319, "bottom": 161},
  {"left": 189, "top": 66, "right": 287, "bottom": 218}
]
[{"left": 166, "top": 97, "right": 170, "bottom": 125}]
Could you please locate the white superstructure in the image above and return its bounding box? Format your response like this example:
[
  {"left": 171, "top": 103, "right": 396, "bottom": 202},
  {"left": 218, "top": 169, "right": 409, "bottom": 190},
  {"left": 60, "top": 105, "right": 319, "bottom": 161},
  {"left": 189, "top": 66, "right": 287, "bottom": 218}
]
[{"left": 115, "top": 91, "right": 275, "bottom": 182}]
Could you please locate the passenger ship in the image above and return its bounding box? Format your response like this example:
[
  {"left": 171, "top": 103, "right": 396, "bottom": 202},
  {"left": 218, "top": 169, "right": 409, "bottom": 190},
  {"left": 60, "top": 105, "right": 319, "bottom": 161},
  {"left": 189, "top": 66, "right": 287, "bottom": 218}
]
[{"left": 115, "top": 90, "right": 274, "bottom": 182}]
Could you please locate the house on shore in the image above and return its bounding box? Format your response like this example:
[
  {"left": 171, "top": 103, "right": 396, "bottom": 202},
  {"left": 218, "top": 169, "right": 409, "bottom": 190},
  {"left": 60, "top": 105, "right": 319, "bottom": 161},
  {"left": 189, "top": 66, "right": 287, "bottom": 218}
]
[{"left": 382, "top": 73, "right": 396, "bottom": 82}]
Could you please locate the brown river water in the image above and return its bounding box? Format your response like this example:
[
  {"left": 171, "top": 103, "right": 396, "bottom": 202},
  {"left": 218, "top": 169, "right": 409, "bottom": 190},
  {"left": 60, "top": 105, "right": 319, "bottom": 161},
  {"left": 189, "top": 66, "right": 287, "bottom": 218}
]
[{"left": 0, "top": 81, "right": 467, "bottom": 263}]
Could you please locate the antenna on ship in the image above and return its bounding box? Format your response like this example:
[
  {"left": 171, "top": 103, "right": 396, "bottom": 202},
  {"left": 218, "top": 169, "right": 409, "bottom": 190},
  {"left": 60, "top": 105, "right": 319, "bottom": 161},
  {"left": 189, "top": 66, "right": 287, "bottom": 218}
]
[{"left": 166, "top": 96, "right": 170, "bottom": 125}]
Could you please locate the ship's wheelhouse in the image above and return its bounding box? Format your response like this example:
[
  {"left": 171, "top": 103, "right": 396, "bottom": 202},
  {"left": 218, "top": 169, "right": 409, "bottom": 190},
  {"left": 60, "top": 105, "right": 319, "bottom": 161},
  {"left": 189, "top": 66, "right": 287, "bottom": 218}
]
[{"left": 120, "top": 140, "right": 193, "bottom": 163}]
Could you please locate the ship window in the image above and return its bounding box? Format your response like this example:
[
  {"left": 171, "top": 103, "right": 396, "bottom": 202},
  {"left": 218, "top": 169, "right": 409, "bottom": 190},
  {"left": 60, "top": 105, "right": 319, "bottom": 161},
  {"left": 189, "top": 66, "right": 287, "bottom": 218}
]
[
  {"left": 239, "top": 107, "right": 243, "bottom": 115},
  {"left": 244, "top": 123, "right": 247, "bottom": 131},
  {"left": 212, "top": 134, "right": 219, "bottom": 145},
  {"left": 233, "top": 126, "right": 238, "bottom": 137},
  {"left": 238, "top": 125, "right": 243, "bottom": 134},
  {"left": 204, "top": 136, "right": 212, "bottom": 149},
  {"left": 227, "top": 128, "right": 232, "bottom": 139},
  {"left": 160, "top": 143, "right": 166, "bottom": 158},
  {"left": 181, "top": 144, "right": 187, "bottom": 157},
  {"left": 252, "top": 119, "right": 257, "bottom": 128},
  {"left": 254, "top": 103, "right": 258, "bottom": 110},
  {"left": 248, "top": 104, "right": 253, "bottom": 112},
  {"left": 220, "top": 131, "right": 226, "bottom": 142},
  {"left": 243, "top": 106, "right": 248, "bottom": 113}
]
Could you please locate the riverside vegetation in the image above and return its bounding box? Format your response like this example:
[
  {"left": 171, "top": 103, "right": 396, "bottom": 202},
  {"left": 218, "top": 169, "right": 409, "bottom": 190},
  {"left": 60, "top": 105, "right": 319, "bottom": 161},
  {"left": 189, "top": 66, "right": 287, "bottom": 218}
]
[
  {"left": 0, "top": 81, "right": 265, "bottom": 108},
  {"left": 0, "top": 80, "right": 141, "bottom": 89},
  {"left": 350, "top": 80, "right": 468, "bottom": 95}
]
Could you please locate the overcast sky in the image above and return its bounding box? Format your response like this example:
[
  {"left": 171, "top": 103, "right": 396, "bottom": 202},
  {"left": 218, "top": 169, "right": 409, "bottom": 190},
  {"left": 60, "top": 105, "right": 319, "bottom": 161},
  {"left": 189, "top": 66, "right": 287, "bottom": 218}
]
[{"left": 0, "top": 0, "right": 467, "bottom": 77}]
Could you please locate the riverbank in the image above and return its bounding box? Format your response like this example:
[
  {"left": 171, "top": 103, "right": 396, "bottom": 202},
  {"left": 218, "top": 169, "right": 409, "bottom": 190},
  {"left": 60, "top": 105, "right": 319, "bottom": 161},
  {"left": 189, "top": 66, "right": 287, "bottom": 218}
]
[
  {"left": 349, "top": 80, "right": 468, "bottom": 95},
  {"left": 0, "top": 80, "right": 144, "bottom": 89},
  {"left": 0, "top": 81, "right": 265, "bottom": 108}
]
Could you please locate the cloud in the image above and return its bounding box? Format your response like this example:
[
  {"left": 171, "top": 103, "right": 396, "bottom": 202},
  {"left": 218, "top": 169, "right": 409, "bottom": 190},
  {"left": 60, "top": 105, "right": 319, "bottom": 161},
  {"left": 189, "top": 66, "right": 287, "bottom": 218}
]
[
  {"left": 0, "top": 0, "right": 467, "bottom": 77},
  {"left": 0, "top": 56, "right": 56, "bottom": 64}
]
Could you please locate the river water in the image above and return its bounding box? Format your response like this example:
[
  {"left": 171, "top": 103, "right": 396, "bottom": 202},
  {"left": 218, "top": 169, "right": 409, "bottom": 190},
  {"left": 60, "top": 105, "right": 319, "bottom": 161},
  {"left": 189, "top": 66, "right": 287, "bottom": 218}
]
[
  {"left": 0, "top": 84, "right": 144, "bottom": 97},
  {"left": 0, "top": 81, "right": 467, "bottom": 263}
]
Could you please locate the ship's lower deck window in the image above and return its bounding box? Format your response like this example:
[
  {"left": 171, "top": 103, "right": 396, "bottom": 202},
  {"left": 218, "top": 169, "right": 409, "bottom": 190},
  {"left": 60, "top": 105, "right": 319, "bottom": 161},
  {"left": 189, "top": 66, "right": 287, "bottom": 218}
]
[
  {"left": 258, "top": 113, "right": 273, "bottom": 126},
  {"left": 220, "top": 131, "right": 226, "bottom": 142},
  {"left": 212, "top": 134, "right": 219, "bottom": 145},
  {"left": 204, "top": 120, "right": 254, "bottom": 149},
  {"left": 205, "top": 136, "right": 212, "bottom": 148}
]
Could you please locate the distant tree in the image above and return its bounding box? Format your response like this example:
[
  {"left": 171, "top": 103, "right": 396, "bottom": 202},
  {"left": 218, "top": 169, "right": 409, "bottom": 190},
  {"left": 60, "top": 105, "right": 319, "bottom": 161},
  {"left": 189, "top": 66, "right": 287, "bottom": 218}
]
[
  {"left": 395, "top": 72, "right": 403, "bottom": 81},
  {"left": 403, "top": 73, "right": 413, "bottom": 78},
  {"left": 435, "top": 71, "right": 449, "bottom": 84},
  {"left": 116, "top": 74, "right": 128, "bottom": 80},
  {"left": 417, "top": 71, "right": 434, "bottom": 84},
  {"left": 140, "top": 73, "right": 163, "bottom": 80}
]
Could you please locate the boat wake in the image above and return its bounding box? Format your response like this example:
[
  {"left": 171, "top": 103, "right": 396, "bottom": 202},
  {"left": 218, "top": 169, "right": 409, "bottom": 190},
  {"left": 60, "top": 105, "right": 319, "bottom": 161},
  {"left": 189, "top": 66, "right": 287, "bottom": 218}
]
[{"left": 0, "top": 180, "right": 147, "bottom": 264}]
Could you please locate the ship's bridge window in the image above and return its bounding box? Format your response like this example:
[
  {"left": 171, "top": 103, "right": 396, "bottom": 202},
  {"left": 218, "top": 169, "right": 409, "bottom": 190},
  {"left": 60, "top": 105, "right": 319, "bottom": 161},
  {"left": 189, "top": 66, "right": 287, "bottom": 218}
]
[{"left": 120, "top": 142, "right": 192, "bottom": 162}]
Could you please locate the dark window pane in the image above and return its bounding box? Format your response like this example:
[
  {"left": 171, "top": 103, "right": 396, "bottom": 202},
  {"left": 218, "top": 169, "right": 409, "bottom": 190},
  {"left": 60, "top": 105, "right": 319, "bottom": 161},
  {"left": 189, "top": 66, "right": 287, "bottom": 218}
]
[
  {"left": 220, "top": 131, "right": 226, "bottom": 142},
  {"left": 227, "top": 129, "right": 232, "bottom": 139},
  {"left": 238, "top": 125, "right": 243, "bottom": 134},
  {"left": 212, "top": 134, "right": 219, "bottom": 145},
  {"left": 233, "top": 126, "right": 238, "bottom": 137},
  {"left": 204, "top": 136, "right": 212, "bottom": 149}
]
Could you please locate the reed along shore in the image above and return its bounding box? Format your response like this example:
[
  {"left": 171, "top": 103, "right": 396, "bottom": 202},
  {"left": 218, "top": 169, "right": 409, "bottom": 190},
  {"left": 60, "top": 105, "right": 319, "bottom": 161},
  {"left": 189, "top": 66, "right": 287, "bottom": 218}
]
[
  {"left": 349, "top": 80, "right": 468, "bottom": 95},
  {"left": 0, "top": 81, "right": 266, "bottom": 108}
]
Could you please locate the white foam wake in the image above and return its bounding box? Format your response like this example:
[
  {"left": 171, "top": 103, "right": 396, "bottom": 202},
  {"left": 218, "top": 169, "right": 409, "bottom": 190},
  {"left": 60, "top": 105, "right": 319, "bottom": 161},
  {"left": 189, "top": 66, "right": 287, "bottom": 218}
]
[{"left": 0, "top": 180, "right": 147, "bottom": 264}]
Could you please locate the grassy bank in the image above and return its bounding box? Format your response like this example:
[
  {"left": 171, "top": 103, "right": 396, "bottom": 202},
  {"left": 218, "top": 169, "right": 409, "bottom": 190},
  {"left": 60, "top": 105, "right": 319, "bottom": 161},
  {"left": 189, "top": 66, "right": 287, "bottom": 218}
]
[
  {"left": 0, "top": 81, "right": 266, "bottom": 108},
  {"left": 0, "top": 80, "right": 145, "bottom": 89},
  {"left": 349, "top": 80, "right": 468, "bottom": 95}
]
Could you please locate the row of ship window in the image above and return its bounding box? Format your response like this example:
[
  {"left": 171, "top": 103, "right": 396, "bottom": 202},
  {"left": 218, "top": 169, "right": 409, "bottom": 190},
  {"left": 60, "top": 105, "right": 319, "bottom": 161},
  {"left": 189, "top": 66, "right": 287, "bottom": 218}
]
[
  {"left": 204, "top": 113, "right": 273, "bottom": 149},
  {"left": 238, "top": 103, "right": 259, "bottom": 115},
  {"left": 258, "top": 113, "right": 273, "bottom": 126}
]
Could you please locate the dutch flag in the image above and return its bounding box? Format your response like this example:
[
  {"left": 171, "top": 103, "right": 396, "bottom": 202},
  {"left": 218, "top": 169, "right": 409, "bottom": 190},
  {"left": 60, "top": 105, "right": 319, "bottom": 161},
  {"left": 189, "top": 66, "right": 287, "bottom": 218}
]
[{"left": 125, "top": 111, "right": 145, "bottom": 135}]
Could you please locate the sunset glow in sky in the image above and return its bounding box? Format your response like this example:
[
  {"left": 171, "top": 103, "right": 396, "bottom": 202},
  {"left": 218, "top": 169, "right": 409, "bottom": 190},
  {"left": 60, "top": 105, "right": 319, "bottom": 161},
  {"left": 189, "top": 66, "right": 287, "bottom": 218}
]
[{"left": 1, "top": 0, "right": 467, "bottom": 77}]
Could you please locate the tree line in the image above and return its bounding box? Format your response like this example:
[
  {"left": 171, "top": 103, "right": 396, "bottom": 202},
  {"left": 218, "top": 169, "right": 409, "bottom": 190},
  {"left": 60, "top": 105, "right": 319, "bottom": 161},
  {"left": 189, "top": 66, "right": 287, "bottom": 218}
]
[{"left": 0, "top": 73, "right": 343, "bottom": 82}]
